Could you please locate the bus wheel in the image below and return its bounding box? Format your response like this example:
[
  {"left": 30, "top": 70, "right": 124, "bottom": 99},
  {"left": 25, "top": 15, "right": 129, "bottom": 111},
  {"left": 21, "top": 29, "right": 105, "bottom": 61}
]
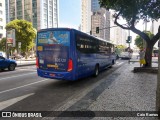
[
  {"left": 112, "top": 60, "right": 115, "bottom": 65},
  {"left": 94, "top": 65, "right": 99, "bottom": 77}
]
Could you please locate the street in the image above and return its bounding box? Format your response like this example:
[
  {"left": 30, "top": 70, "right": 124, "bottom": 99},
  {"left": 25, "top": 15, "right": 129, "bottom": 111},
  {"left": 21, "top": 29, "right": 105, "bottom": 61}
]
[
  {"left": 0, "top": 59, "right": 158, "bottom": 120},
  {"left": 0, "top": 60, "right": 124, "bottom": 112}
]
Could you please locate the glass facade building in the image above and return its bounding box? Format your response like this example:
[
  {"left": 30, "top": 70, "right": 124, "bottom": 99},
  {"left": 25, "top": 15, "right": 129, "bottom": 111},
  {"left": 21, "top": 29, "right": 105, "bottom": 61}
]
[
  {"left": 91, "top": 0, "right": 100, "bottom": 12},
  {"left": 5, "top": 0, "right": 59, "bottom": 30},
  {"left": 0, "top": 0, "right": 6, "bottom": 39},
  {"left": 91, "top": 0, "right": 110, "bottom": 40}
]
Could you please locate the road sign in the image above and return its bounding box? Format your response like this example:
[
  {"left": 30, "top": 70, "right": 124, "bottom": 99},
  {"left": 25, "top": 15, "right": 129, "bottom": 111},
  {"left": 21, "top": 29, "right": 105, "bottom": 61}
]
[
  {"left": 7, "top": 29, "right": 16, "bottom": 47},
  {"left": 18, "top": 42, "right": 21, "bottom": 48}
]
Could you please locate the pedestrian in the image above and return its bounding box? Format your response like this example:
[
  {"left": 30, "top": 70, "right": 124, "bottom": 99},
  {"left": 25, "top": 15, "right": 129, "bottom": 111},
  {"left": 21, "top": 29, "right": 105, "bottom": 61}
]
[{"left": 139, "top": 49, "right": 145, "bottom": 67}]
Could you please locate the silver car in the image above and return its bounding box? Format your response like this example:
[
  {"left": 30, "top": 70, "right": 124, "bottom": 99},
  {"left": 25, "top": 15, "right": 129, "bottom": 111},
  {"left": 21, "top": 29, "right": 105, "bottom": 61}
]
[{"left": 119, "top": 52, "right": 132, "bottom": 59}]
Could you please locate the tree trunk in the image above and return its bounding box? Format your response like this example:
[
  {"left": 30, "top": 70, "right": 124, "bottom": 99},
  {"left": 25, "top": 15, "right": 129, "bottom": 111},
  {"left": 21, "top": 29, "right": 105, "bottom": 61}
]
[{"left": 144, "top": 42, "right": 153, "bottom": 67}]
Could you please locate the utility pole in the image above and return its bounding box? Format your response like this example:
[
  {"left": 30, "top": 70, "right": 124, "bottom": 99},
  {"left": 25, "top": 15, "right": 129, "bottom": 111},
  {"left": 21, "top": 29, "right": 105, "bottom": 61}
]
[{"left": 156, "top": 40, "right": 160, "bottom": 118}]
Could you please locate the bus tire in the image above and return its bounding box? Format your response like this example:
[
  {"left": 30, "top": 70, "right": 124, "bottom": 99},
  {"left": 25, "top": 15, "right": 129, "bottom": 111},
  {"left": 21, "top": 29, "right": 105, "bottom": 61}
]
[
  {"left": 112, "top": 60, "right": 115, "bottom": 65},
  {"left": 94, "top": 65, "right": 99, "bottom": 77}
]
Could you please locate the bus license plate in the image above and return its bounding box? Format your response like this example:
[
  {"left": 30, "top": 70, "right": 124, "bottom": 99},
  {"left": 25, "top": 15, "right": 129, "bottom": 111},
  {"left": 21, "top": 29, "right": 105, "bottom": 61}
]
[{"left": 50, "top": 73, "right": 55, "bottom": 77}]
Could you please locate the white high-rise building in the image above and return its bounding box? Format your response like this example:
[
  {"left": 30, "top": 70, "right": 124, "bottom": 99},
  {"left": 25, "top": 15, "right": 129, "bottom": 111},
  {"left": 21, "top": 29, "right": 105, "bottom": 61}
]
[
  {"left": 6, "top": 0, "right": 59, "bottom": 30},
  {"left": 150, "top": 20, "right": 160, "bottom": 48},
  {"left": 151, "top": 20, "right": 160, "bottom": 35},
  {"left": 110, "top": 10, "right": 127, "bottom": 45},
  {"left": 81, "top": 0, "right": 92, "bottom": 33},
  {"left": 0, "top": 0, "right": 6, "bottom": 39}
]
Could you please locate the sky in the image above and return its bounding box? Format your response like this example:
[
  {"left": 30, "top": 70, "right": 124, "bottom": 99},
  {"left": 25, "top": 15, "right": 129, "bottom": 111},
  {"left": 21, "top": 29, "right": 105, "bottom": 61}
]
[{"left": 59, "top": 0, "right": 81, "bottom": 29}]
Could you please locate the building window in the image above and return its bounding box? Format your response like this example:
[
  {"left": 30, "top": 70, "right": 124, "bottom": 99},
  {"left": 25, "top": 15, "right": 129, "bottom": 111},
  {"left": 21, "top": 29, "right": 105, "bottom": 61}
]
[
  {"left": 0, "top": 10, "right": 2, "bottom": 14},
  {"left": 0, "top": 3, "right": 2, "bottom": 7},
  {"left": 0, "top": 26, "right": 3, "bottom": 29},
  {"left": 0, "top": 34, "right": 2, "bottom": 38},
  {"left": 0, "top": 18, "right": 2, "bottom": 22}
]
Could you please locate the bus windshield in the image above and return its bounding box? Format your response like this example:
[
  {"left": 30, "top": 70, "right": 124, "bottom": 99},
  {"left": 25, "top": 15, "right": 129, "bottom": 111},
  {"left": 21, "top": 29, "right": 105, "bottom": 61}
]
[{"left": 37, "top": 30, "right": 70, "bottom": 72}]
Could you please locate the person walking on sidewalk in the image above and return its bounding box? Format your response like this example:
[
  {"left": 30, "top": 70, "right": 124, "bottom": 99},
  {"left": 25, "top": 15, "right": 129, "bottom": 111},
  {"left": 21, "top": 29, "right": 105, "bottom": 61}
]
[{"left": 139, "top": 49, "right": 146, "bottom": 67}]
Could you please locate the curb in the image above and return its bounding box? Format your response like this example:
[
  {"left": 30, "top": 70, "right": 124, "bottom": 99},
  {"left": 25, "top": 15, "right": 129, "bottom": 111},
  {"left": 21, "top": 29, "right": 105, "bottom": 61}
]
[
  {"left": 133, "top": 67, "right": 158, "bottom": 73},
  {"left": 17, "top": 64, "right": 35, "bottom": 67}
]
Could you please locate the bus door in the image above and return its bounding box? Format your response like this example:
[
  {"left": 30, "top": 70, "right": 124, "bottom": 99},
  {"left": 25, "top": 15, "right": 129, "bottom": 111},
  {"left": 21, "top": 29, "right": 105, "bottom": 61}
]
[{"left": 37, "top": 30, "right": 71, "bottom": 72}]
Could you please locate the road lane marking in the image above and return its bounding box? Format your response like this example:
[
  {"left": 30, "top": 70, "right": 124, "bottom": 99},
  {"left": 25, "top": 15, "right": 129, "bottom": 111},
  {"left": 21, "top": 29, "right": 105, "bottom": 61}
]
[
  {"left": 0, "top": 72, "right": 36, "bottom": 81},
  {"left": 116, "top": 62, "right": 124, "bottom": 66},
  {"left": 0, "top": 93, "right": 34, "bottom": 110},
  {"left": 0, "top": 79, "right": 49, "bottom": 94},
  {"left": 16, "top": 68, "right": 37, "bottom": 72}
]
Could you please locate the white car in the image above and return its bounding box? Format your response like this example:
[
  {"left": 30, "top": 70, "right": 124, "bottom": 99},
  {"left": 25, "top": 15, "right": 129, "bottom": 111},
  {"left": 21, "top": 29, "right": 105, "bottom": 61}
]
[{"left": 120, "top": 52, "right": 132, "bottom": 59}]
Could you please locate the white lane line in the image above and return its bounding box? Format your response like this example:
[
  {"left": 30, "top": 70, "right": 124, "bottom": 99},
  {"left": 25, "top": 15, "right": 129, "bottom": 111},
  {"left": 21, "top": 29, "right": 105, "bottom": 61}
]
[
  {"left": 0, "top": 93, "right": 34, "bottom": 110},
  {"left": 16, "top": 68, "right": 36, "bottom": 72},
  {"left": 116, "top": 62, "right": 124, "bottom": 66},
  {"left": 0, "top": 79, "right": 49, "bottom": 94},
  {"left": 0, "top": 72, "right": 36, "bottom": 81}
]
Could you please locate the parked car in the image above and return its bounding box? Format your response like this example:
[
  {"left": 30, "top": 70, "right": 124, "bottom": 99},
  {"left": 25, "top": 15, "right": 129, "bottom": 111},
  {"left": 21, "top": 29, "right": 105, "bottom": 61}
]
[
  {"left": 0, "top": 56, "right": 17, "bottom": 71},
  {"left": 0, "top": 51, "right": 7, "bottom": 58},
  {"left": 119, "top": 52, "right": 132, "bottom": 59}
]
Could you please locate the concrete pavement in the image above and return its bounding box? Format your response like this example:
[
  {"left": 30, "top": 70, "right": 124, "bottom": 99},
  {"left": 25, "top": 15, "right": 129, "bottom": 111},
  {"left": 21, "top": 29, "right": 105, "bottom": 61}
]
[
  {"left": 89, "top": 62, "right": 158, "bottom": 120},
  {"left": 52, "top": 62, "right": 159, "bottom": 120}
]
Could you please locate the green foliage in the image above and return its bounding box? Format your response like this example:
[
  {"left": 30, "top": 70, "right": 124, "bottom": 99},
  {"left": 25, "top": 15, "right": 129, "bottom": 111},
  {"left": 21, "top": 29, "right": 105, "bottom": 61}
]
[
  {"left": 115, "top": 45, "right": 127, "bottom": 55},
  {"left": 135, "top": 31, "right": 154, "bottom": 49},
  {"left": 99, "top": 0, "right": 160, "bottom": 22},
  {"left": 0, "top": 38, "right": 6, "bottom": 51},
  {"left": 5, "top": 19, "right": 36, "bottom": 52},
  {"left": 99, "top": 0, "right": 160, "bottom": 67}
]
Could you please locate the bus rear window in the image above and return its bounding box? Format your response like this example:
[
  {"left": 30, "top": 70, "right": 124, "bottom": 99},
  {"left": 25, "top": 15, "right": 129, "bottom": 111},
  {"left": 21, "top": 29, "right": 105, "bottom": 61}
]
[{"left": 37, "top": 31, "right": 70, "bottom": 46}]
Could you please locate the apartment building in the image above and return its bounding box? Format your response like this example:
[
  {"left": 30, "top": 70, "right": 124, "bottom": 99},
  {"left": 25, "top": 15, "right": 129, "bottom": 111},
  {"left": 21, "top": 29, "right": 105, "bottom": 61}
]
[
  {"left": 91, "top": 8, "right": 110, "bottom": 40},
  {"left": 91, "top": 0, "right": 110, "bottom": 41},
  {"left": 5, "top": 0, "right": 59, "bottom": 30},
  {"left": 110, "top": 10, "right": 127, "bottom": 45},
  {"left": 81, "top": 0, "right": 92, "bottom": 33},
  {"left": 0, "top": 0, "right": 6, "bottom": 39}
]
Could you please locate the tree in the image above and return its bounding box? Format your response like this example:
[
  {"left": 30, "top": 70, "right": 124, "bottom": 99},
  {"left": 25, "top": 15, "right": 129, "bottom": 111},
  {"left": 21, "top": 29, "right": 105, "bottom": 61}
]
[
  {"left": 5, "top": 19, "right": 36, "bottom": 56},
  {"left": 135, "top": 31, "right": 154, "bottom": 49},
  {"left": 99, "top": 0, "right": 160, "bottom": 67},
  {"left": 0, "top": 38, "right": 6, "bottom": 51}
]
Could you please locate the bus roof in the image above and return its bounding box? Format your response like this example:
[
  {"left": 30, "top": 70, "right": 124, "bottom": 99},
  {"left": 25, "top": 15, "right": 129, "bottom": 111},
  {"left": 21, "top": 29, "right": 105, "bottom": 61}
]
[{"left": 38, "top": 28, "right": 115, "bottom": 45}]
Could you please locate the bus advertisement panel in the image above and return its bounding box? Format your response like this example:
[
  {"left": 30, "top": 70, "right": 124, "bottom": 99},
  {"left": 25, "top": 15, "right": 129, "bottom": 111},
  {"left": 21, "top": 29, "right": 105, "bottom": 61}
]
[{"left": 37, "top": 31, "right": 70, "bottom": 73}]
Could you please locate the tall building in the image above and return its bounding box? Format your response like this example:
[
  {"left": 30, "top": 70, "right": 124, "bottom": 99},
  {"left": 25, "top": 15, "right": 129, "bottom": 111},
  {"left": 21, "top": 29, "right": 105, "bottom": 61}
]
[
  {"left": 81, "top": 0, "right": 92, "bottom": 33},
  {"left": 5, "top": 0, "right": 59, "bottom": 30},
  {"left": 110, "top": 10, "right": 127, "bottom": 45},
  {"left": 150, "top": 20, "right": 160, "bottom": 48},
  {"left": 0, "top": 0, "right": 6, "bottom": 39},
  {"left": 91, "top": 0, "right": 100, "bottom": 12},
  {"left": 91, "top": 0, "right": 110, "bottom": 40},
  {"left": 151, "top": 20, "right": 160, "bottom": 35},
  {"left": 91, "top": 8, "right": 110, "bottom": 40}
]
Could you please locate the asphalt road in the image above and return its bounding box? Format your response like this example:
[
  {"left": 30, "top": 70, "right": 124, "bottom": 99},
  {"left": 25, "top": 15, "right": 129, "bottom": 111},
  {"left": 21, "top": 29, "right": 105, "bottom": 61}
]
[{"left": 0, "top": 60, "right": 125, "bottom": 119}]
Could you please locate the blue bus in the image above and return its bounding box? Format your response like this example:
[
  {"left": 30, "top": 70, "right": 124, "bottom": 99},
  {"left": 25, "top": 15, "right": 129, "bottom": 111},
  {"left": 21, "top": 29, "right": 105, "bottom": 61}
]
[{"left": 36, "top": 28, "right": 116, "bottom": 81}]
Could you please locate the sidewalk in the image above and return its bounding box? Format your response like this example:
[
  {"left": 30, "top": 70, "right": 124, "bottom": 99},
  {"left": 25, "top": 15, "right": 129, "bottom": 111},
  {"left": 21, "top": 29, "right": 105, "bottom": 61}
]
[
  {"left": 15, "top": 58, "right": 36, "bottom": 67},
  {"left": 54, "top": 62, "right": 159, "bottom": 120},
  {"left": 89, "top": 62, "right": 158, "bottom": 119}
]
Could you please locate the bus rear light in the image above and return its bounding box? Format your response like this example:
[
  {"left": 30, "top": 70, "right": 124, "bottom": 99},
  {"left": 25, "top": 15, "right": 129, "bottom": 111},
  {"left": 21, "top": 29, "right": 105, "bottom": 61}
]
[
  {"left": 36, "top": 57, "right": 39, "bottom": 68},
  {"left": 67, "top": 59, "right": 73, "bottom": 72}
]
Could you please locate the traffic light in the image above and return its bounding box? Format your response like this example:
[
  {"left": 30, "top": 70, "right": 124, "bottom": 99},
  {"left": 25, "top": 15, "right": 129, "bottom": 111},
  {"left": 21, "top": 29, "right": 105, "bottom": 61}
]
[
  {"left": 126, "top": 36, "right": 132, "bottom": 43},
  {"left": 96, "top": 27, "right": 99, "bottom": 34}
]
